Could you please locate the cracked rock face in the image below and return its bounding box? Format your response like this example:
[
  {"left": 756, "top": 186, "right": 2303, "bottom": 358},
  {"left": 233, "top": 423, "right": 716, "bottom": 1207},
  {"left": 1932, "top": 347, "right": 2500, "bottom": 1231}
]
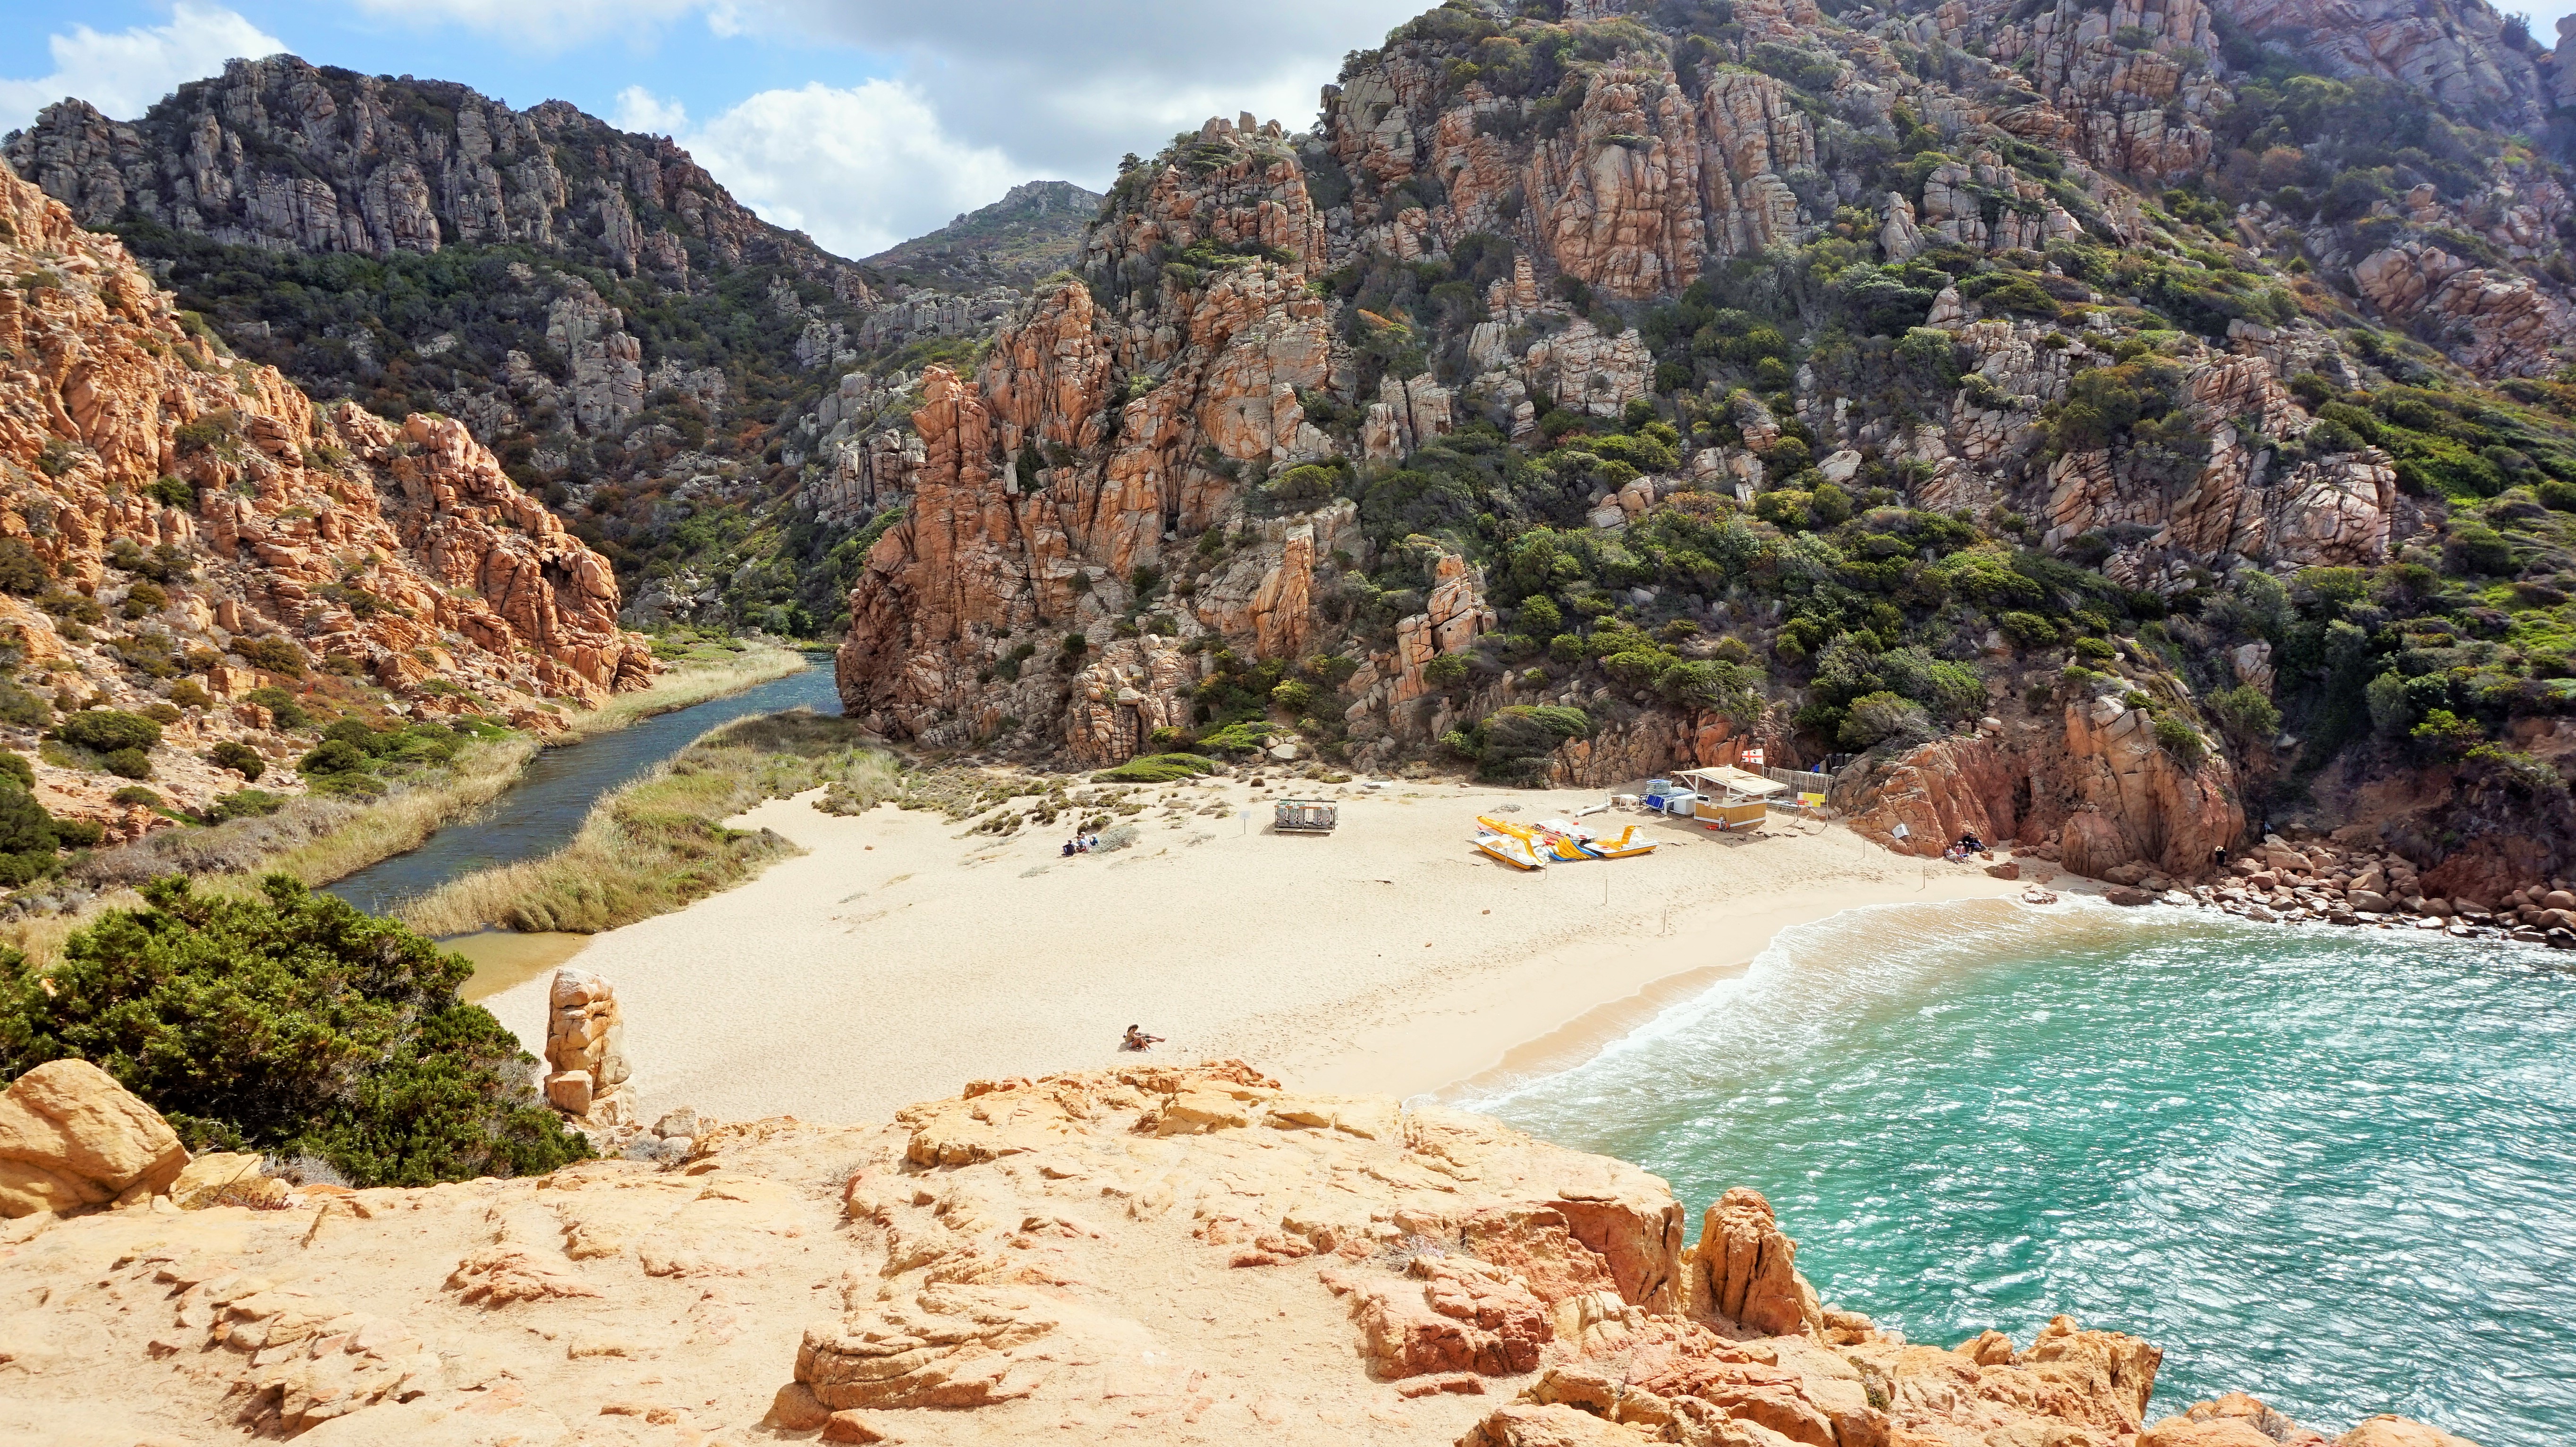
[
  {"left": 0, "top": 162, "right": 655, "bottom": 755},
  {"left": 0, "top": 1058, "right": 2476, "bottom": 1447}
]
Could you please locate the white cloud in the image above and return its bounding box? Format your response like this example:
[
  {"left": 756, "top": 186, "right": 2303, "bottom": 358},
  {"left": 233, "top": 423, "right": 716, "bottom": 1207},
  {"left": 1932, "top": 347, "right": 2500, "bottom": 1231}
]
[
  {"left": 627, "top": 80, "right": 1016, "bottom": 258},
  {"left": 0, "top": 2, "right": 287, "bottom": 132},
  {"left": 326, "top": 0, "right": 1424, "bottom": 185},
  {"left": 347, "top": 0, "right": 703, "bottom": 54},
  {"left": 712, "top": 0, "right": 1430, "bottom": 180},
  {"left": 612, "top": 85, "right": 691, "bottom": 136}
]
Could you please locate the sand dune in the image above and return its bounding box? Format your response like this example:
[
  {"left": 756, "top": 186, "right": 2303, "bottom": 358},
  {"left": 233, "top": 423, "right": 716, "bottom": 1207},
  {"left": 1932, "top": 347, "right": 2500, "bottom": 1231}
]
[{"left": 486, "top": 776, "right": 2018, "bottom": 1125}]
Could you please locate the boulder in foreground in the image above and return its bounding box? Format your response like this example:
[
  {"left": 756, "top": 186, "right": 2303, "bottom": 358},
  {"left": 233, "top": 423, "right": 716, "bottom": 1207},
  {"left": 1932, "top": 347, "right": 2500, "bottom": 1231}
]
[{"left": 0, "top": 1058, "right": 187, "bottom": 1216}]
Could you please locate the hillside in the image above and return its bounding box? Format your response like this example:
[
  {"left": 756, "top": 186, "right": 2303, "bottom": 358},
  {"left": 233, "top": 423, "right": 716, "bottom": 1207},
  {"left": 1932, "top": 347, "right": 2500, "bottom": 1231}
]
[
  {"left": 0, "top": 59, "right": 1039, "bottom": 635},
  {"left": 0, "top": 158, "right": 652, "bottom": 868},
  {"left": 830, "top": 0, "right": 2576, "bottom": 905},
  {"left": 860, "top": 178, "right": 1107, "bottom": 290}
]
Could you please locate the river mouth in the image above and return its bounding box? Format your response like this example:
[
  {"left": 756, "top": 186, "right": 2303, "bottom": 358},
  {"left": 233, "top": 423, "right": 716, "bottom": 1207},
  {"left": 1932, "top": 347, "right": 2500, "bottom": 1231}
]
[{"left": 1466, "top": 899, "right": 2576, "bottom": 1442}]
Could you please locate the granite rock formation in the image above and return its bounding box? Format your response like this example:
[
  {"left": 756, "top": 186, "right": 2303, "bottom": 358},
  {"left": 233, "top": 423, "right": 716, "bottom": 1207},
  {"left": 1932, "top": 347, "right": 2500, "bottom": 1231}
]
[
  {"left": 0, "top": 56, "right": 1070, "bottom": 634},
  {"left": 0, "top": 1059, "right": 2483, "bottom": 1446},
  {"left": 0, "top": 160, "right": 653, "bottom": 817},
  {"left": 542, "top": 967, "right": 634, "bottom": 1129},
  {"left": 0, "top": 1058, "right": 188, "bottom": 1217}
]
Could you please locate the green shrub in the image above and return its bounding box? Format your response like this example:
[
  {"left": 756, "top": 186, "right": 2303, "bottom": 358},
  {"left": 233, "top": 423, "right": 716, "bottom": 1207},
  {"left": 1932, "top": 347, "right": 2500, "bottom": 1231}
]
[
  {"left": 0, "top": 788, "right": 68, "bottom": 885},
  {"left": 111, "top": 786, "right": 162, "bottom": 808},
  {"left": 0, "top": 538, "right": 45, "bottom": 596},
  {"left": 1195, "top": 720, "right": 1279, "bottom": 754},
  {"left": 2073, "top": 636, "right": 2118, "bottom": 660},
  {"left": 2152, "top": 715, "right": 2207, "bottom": 764},
  {"left": 1457, "top": 704, "right": 1592, "bottom": 786},
  {"left": 1271, "top": 680, "right": 1316, "bottom": 712},
  {"left": 237, "top": 636, "right": 307, "bottom": 677},
  {"left": 0, "top": 754, "right": 28, "bottom": 789},
  {"left": 2410, "top": 708, "right": 2483, "bottom": 756},
  {"left": 2441, "top": 522, "right": 2514, "bottom": 576},
  {"left": 1422, "top": 652, "right": 1473, "bottom": 688},
  {"left": 0, "top": 875, "right": 592, "bottom": 1185},
  {"left": 1998, "top": 612, "right": 2060, "bottom": 647},
  {"left": 59, "top": 709, "right": 162, "bottom": 754},
  {"left": 245, "top": 686, "right": 311, "bottom": 729},
  {"left": 2539, "top": 480, "right": 2576, "bottom": 511},
  {"left": 102, "top": 747, "right": 152, "bottom": 780},
  {"left": 298, "top": 738, "right": 371, "bottom": 775},
  {"left": 145, "top": 475, "right": 195, "bottom": 509},
  {"left": 1091, "top": 753, "right": 1219, "bottom": 783},
  {"left": 2204, "top": 685, "right": 2282, "bottom": 748},
  {"left": 207, "top": 740, "right": 266, "bottom": 780},
  {"left": 1839, "top": 691, "right": 1935, "bottom": 750},
  {"left": 207, "top": 789, "right": 285, "bottom": 822}
]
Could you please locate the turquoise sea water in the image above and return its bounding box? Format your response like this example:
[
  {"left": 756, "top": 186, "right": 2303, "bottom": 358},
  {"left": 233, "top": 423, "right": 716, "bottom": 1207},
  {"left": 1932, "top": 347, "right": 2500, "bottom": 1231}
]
[{"left": 1467, "top": 901, "right": 2576, "bottom": 1445}]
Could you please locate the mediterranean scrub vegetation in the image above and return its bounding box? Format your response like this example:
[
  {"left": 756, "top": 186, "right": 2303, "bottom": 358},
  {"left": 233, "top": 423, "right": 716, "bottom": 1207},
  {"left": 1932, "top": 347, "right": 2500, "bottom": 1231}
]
[
  {"left": 0, "top": 875, "right": 589, "bottom": 1185},
  {"left": 1150, "top": 0, "right": 2576, "bottom": 826}
]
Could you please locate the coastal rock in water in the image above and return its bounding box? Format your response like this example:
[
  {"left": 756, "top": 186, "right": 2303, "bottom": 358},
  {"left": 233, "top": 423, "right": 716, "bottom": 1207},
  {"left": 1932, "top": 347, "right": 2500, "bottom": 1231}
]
[
  {"left": 0, "top": 1059, "right": 189, "bottom": 1216},
  {"left": 544, "top": 967, "right": 634, "bottom": 1128},
  {"left": 1683, "top": 1187, "right": 1819, "bottom": 1337}
]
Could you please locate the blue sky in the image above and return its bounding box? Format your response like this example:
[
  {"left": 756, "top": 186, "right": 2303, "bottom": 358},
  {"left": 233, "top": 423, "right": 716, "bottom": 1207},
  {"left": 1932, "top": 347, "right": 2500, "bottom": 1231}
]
[
  {"left": 2, "top": 0, "right": 2571, "bottom": 259},
  {"left": 0, "top": 0, "right": 1432, "bottom": 257}
]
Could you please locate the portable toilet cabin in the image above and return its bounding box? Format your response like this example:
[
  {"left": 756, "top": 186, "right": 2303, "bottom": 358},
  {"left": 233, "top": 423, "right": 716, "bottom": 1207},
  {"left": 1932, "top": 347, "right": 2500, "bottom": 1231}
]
[{"left": 1674, "top": 766, "right": 1785, "bottom": 830}]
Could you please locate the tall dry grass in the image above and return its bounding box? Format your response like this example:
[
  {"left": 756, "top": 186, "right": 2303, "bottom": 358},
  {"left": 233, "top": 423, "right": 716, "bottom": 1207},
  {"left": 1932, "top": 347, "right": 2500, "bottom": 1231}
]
[
  {"left": 562, "top": 641, "right": 811, "bottom": 740},
  {"left": 0, "top": 643, "right": 820, "bottom": 967},
  {"left": 397, "top": 710, "right": 898, "bottom": 937}
]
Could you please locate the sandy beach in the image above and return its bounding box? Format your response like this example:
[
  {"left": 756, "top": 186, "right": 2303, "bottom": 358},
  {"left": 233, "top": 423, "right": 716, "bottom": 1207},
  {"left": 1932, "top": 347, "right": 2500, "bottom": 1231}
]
[{"left": 485, "top": 775, "right": 2022, "bottom": 1125}]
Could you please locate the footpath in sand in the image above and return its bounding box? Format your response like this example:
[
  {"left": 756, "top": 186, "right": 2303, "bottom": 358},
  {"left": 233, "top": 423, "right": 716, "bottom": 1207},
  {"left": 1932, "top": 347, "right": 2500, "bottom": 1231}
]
[{"left": 486, "top": 775, "right": 2018, "bottom": 1125}]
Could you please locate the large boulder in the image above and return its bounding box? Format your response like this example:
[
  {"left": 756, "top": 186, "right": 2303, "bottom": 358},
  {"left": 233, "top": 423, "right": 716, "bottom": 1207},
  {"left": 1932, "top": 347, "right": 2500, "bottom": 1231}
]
[
  {"left": 0, "top": 1059, "right": 188, "bottom": 1216},
  {"left": 544, "top": 966, "right": 634, "bottom": 1127}
]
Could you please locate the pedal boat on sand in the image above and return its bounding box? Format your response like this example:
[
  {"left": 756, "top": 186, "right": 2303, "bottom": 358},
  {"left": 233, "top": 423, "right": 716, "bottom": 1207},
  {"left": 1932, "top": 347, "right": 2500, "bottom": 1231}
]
[
  {"left": 1537, "top": 816, "right": 1658, "bottom": 859},
  {"left": 1472, "top": 824, "right": 1548, "bottom": 870}
]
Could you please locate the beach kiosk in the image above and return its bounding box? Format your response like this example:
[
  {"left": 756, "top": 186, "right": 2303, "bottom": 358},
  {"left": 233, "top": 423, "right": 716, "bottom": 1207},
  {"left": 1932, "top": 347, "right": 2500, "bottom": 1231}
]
[{"left": 1674, "top": 766, "right": 1784, "bottom": 831}]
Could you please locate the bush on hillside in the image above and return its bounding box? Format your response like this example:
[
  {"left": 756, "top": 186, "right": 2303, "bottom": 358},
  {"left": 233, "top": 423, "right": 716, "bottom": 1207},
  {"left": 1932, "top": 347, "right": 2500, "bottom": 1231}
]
[
  {"left": 59, "top": 709, "right": 162, "bottom": 755},
  {"left": 0, "top": 874, "right": 590, "bottom": 1186}
]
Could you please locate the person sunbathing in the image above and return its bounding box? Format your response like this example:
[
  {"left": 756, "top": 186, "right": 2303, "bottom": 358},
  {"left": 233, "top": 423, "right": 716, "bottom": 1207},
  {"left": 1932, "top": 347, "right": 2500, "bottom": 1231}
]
[{"left": 1120, "top": 1025, "right": 1163, "bottom": 1051}]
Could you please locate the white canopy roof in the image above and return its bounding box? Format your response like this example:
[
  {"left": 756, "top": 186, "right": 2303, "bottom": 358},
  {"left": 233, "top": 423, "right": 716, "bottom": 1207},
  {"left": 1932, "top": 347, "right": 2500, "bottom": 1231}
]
[{"left": 1677, "top": 766, "right": 1787, "bottom": 798}]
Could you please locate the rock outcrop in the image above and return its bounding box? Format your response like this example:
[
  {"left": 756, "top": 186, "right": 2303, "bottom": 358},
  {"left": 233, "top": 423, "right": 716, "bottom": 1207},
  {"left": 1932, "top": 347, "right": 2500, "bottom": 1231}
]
[
  {"left": 0, "top": 1059, "right": 2480, "bottom": 1447},
  {"left": 4, "top": 58, "right": 857, "bottom": 281},
  {"left": 0, "top": 159, "right": 656, "bottom": 795},
  {"left": 2351, "top": 242, "right": 2573, "bottom": 378},
  {"left": 0, "top": 1058, "right": 188, "bottom": 1216},
  {"left": 838, "top": 120, "right": 1352, "bottom": 756},
  {"left": 542, "top": 967, "right": 634, "bottom": 1128},
  {"left": 1834, "top": 687, "right": 2245, "bottom": 880}
]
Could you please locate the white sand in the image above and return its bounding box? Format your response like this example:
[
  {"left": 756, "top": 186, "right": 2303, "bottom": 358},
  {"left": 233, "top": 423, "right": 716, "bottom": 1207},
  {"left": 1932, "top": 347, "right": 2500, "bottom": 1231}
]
[{"left": 487, "top": 777, "right": 2020, "bottom": 1125}]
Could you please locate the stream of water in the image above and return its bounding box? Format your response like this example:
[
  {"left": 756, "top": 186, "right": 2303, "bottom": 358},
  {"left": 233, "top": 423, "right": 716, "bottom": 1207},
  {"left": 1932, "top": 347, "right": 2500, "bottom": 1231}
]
[
  {"left": 1467, "top": 900, "right": 2576, "bottom": 1445},
  {"left": 325, "top": 660, "right": 839, "bottom": 918}
]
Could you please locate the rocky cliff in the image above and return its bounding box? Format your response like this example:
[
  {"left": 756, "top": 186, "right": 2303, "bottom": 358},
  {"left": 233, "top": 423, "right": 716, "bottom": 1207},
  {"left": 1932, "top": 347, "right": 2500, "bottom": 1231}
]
[
  {"left": 0, "top": 158, "right": 653, "bottom": 826},
  {"left": 0, "top": 1058, "right": 2484, "bottom": 1447},
  {"left": 0, "top": 57, "right": 1073, "bottom": 637},
  {"left": 830, "top": 0, "right": 2576, "bottom": 898}
]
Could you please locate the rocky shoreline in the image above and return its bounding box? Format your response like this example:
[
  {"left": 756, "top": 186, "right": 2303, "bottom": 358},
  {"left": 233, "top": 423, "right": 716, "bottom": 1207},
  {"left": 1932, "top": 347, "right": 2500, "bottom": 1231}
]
[{"left": 2090, "top": 831, "right": 2576, "bottom": 948}]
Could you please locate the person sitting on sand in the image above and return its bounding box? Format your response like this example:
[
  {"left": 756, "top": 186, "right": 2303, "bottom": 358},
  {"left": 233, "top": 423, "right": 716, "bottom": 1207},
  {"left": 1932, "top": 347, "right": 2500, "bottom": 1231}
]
[
  {"left": 1062, "top": 839, "right": 1076, "bottom": 858},
  {"left": 1120, "top": 1025, "right": 1163, "bottom": 1052}
]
